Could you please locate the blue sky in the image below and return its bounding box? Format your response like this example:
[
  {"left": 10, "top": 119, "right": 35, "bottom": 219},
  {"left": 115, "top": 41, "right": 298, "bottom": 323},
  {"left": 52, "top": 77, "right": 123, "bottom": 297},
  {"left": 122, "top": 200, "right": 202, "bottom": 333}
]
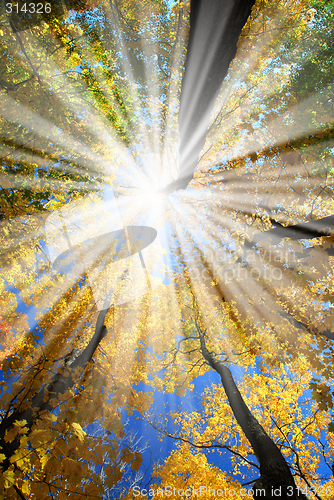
[{"left": 1, "top": 0, "right": 334, "bottom": 497}]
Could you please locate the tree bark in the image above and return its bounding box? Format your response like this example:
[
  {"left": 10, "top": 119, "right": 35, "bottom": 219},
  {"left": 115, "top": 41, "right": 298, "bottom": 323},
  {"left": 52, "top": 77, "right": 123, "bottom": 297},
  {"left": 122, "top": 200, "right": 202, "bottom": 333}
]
[
  {"left": 196, "top": 320, "right": 308, "bottom": 499},
  {"left": 247, "top": 215, "right": 334, "bottom": 248},
  {"left": 163, "top": 0, "right": 256, "bottom": 193}
]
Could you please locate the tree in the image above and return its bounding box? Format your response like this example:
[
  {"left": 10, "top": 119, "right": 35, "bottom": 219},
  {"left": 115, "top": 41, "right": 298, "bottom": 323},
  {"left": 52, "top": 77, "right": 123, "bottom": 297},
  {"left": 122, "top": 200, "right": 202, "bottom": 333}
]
[
  {"left": 169, "top": 0, "right": 334, "bottom": 399},
  {"left": 136, "top": 287, "right": 334, "bottom": 499},
  {"left": 0, "top": 2, "right": 183, "bottom": 493},
  {"left": 0, "top": 201, "right": 161, "bottom": 497},
  {"left": 194, "top": 318, "right": 309, "bottom": 499},
  {"left": 1, "top": 0, "right": 334, "bottom": 497},
  {"left": 0, "top": 169, "right": 177, "bottom": 497},
  {"left": 0, "top": 1, "right": 131, "bottom": 220},
  {"left": 163, "top": 0, "right": 257, "bottom": 193},
  {"left": 0, "top": 307, "right": 107, "bottom": 470},
  {"left": 147, "top": 351, "right": 334, "bottom": 499}
]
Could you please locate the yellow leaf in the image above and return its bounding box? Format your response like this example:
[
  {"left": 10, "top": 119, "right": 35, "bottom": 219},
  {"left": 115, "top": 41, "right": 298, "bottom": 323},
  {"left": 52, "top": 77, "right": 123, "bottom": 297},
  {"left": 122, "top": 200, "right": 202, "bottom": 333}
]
[
  {"left": 15, "top": 419, "right": 28, "bottom": 428},
  {"left": 21, "top": 482, "right": 30, "bottom": 495},
  {"left": 40, "top": 453, "right": 49, "bottom": 470},
  {"left": 3, "top": 470, "right": 15, "bottom": 489},
  {"left": 71, "top": 422, "right": 86, "bottom": 443},
  {"left": 10, "top": 448, "right": 27, "bottom": 467}
]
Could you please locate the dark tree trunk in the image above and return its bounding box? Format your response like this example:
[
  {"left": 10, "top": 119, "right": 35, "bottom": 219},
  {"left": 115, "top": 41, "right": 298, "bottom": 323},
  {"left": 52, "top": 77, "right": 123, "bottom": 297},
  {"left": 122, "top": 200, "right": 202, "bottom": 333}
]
[
  {"left": 0, "top": 308, "right": 108, "bottom": 471},
  {"left": 247, "top": 215, "right": 334, "bottom": 248},
  {"left": 196, "top": 320, "right": 308, "bottom": 499},
  {"left": 164, "top": 0, "right": 256, "bottom": 193}
]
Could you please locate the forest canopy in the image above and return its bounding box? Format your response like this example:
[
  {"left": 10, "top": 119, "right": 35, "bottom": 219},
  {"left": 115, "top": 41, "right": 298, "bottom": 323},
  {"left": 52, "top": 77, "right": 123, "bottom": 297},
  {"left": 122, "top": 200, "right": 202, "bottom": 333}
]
[{"left": 0, "top": 0, "right": 333, "bottom": 498}]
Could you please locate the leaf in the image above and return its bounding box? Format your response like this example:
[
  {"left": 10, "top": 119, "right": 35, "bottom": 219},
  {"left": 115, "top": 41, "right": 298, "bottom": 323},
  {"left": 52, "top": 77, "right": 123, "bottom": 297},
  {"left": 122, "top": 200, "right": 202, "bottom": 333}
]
[
  {"left": 3, "top": 470, "right": 15, "bottom": 489},
  {"left": 5, "top": 426, "right": 18, "bottom": 443},
  {"left": 120, "top": 448, "right": 134, "bottom": 464},
  {"left": 328, "top": 423, "right": 334, "bottom": 433},
  {"left": 132, "top": 452, "right": 142, "bottom": 472},
  {"left": 40, "top": 453, "right": 49, "bottom": 470},
  {"left": 104, "top": 464, "right": 122, "bottom": 487},
  {"left": 21, "top": 482, "right": 31, "bottom": 495},
  {"left": 15, "top": 419, "right": 28, "bottom": 428},
  {"left": 71, "top": 422, "right": 86, "bottom": 443}
]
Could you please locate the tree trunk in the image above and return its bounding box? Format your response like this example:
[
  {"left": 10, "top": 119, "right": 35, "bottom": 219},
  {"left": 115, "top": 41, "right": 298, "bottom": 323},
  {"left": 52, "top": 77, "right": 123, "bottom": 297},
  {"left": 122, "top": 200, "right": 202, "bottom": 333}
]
[
  {"left": 164, "top": 0, "right": 256, "bottom": 193},
  {"left": 247, "top": 215, "right": 334, "bottom": 248},
  {"left": 196, "top": 320, "right": 308, "bottom": 499}
]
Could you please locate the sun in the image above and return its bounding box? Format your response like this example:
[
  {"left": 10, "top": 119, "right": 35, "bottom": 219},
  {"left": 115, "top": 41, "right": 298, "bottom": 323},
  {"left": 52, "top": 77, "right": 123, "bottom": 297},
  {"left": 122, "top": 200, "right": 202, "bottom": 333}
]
[{"left": 142, "top": 188, "right": 166, "bottom": 207}]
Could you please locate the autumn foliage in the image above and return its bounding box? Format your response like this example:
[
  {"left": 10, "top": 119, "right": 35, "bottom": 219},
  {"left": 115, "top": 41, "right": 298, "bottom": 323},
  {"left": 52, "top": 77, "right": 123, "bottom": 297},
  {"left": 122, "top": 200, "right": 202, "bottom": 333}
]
[{"left": 0, "top": 0, "right": 334, "bottom": 498}]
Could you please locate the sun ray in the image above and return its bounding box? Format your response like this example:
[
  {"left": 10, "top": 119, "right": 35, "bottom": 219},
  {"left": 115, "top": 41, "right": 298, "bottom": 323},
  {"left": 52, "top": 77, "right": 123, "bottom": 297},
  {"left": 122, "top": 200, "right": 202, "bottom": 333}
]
[{"left": 0, "top": 0, "right": 333, "bottom": 494}]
